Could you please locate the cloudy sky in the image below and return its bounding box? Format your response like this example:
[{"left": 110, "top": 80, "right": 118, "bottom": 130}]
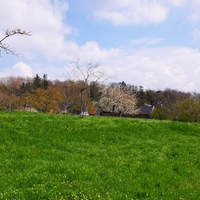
[{"left": 1, "top": 0, "right": 200, "bottom": 92}]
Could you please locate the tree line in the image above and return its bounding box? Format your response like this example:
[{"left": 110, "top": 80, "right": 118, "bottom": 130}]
[
  {"left": 0, "top": 70, "right": 138, "bottom": 117},
  {"left": 1, "top": 74, "right": 200, "bottom": 122},
  {"left": 118, "top": 81, "right": 200, "bottom": 122}
]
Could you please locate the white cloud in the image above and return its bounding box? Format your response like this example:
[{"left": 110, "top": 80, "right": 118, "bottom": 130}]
[
  {"left": 167, "top": 0, "right": 186, "bottom": 7},
  {"left": 83, "top": 0, "right": 200, "bottom": 26},
  {"left": 60, "top": 41, "right": 121, "bottom": 64},
  {"left": 12, "top": 62, "right": 33, "bottom": 77},
  {"left": 100, "top": 46, "right": 200, "bottom": 92},
  {"left": 131, "top": 37, "right": 164, "bottom": 46},
  {"left": 187, "top": 0, "right": 200, "bottom": 22},
  {"left": 89, "top": 0, "right": 169, "bottom": 25},
  {"left": 0, "top": 62, "right": 33, "bottom": 78}
]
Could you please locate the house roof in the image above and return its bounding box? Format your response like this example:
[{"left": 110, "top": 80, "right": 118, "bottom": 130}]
[{"left": 138, "top": 104, "right": 154, "bottom": 115}]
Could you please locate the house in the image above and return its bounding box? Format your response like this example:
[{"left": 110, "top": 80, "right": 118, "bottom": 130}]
[
  {"left": 136, "top": 104, "right": 154, "bottom": 118},
  {"left": 94, "top": 104, "right": 154, "bottom": 118}
]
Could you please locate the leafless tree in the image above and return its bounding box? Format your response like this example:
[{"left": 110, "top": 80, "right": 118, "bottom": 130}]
[{"left": 66, "top": 60, "right": 109, "bottom": 118}]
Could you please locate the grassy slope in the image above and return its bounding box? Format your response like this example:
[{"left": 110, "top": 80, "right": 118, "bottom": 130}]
[{"left": 0, "top": 112, "right": 200, "bottom": 199}]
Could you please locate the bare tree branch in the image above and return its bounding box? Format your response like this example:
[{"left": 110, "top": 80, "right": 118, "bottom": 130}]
[{"left": 0, "top": 29, "right": 31, "bottom": 56}]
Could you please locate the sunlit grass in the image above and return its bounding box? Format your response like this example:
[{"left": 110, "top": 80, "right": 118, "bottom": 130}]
[{"left": 0, "top": 112, "right": 200, "bottom": 199}]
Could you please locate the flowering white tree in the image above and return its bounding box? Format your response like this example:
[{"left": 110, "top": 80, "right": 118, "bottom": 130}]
[{"left": 97, "top": 85, "right": 138, "bottom": 117}]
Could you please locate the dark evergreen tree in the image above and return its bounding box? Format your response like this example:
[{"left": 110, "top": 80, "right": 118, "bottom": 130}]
[
  {"left": 90, "top": 81, "right": 102, "bottom": 101},
  {"left": 18, "top": 81, "right": 33, "bottom": 95},
  {"left": 33, "top": 74, "right": 42, "bottom": 89},
  {"left": 42, "top": 74, "right": 49, "bottom": 89}
]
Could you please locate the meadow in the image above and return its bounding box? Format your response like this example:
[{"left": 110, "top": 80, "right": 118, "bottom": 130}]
[{"left": 0, "top": 112, "right": 199, "bottom": 199}]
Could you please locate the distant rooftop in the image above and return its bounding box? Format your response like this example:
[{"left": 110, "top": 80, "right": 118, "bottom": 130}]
[{"left": 138, "top": 104, "right": 154, "bottom": 115}]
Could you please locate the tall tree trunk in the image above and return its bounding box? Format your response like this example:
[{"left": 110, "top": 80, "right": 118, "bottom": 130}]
[
  {"left": 8, "top": 101, "right": 12, "bottom": 111},
  {"left": 80, "top": 89, "right": 84, "bottom": 118}
]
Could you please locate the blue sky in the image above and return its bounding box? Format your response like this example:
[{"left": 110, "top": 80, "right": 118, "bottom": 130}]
[{"left": 1, "top": 0, "right": 200, "bottom": 92}]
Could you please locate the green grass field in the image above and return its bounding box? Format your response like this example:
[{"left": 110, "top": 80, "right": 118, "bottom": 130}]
[{"left": 0, "top": 112, "right": 200, "bottom": 199}]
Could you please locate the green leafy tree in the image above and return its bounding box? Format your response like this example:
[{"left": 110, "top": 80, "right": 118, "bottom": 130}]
[
  {"left": 174, "top": 98, "right": 200, "bottom": 122},
  {"left": 18, "top": 92, "right": 35, "bottom": 111},
  {"left": 32, "top": 87, "right": 64, "bottom": 113}
]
